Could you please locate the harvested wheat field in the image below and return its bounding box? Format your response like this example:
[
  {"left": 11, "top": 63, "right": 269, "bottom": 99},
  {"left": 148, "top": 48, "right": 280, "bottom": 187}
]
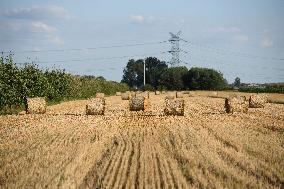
[{"left": 0, "top": 92, "right": 284, "bottom": 189}]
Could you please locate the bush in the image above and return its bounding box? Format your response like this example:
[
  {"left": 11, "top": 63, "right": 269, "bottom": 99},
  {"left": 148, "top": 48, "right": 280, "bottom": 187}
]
[
  {"left": 159, "top": 66, "right": 188, "bottom": 90},
  {"left": 239, "top": 85, "right": 284, "bottom": 94},
  {"left": 183, "top": 67, "right": 228, "bottom": 90},
  {"left": 143, "top": 84, "right": 154, "bottom": 91}
]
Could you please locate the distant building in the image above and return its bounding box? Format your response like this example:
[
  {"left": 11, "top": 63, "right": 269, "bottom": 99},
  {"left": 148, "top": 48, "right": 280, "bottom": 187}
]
[{"left": 240, "top": 83, "right": 265, "bottom": 89}]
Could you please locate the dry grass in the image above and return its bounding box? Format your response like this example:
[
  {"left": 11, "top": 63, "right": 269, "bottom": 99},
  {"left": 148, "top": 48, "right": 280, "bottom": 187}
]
[{"left": 0, "top": 92, "right": 283, "bottom": 188}]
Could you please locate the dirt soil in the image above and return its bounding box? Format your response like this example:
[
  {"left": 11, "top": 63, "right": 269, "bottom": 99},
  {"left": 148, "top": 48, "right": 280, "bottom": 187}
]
[{"left": 0, "top": 93, "right": 284, "bottom": 189}]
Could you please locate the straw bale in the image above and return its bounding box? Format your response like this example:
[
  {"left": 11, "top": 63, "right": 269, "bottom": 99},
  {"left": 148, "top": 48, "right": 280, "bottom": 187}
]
[
  {"left": 249, "top": 94, "right": 267, "bottom": 108},
  {"left": 130, "top": 92, "right": 136, "bottom": 98},
  {"left": 121, "top": 93, "right": 130, "bottom": 100},
  {"left": 129, "top": 96, "right": 150, "bottom": 111},
  {"left": 209, "top": 91, "right": 218, "bottom": 98},
  {"left": 165, "top": 95, "right": 175, "bottom": 100},
  {"left": 86, "top": 98, "right": 105, "bottom": 115},
  {"left": 188, "top": 91, "right": 196, "bottom": 97},
  {"left": 26, "top": 97, "right": 46, "bottom": 114},
  {"left": 176, "top": 92, "right": 184, "bottom": 98},
  {"left": 96, "top": 93, "right": 105, "bottom": 98},
  {"left": 225, "top": 96, "right": 248, "bottom": 113},
  {"left": 164, "top": 99, "right": 185, "bottom": 116},
  {"left": 155, "top": 91, "right": 161, "bottom": 95}
]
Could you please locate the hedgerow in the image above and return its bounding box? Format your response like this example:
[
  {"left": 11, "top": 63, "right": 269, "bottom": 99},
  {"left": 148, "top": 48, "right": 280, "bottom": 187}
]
[{"left": 0, "top": 55, "right": 129, "bottom": 114}]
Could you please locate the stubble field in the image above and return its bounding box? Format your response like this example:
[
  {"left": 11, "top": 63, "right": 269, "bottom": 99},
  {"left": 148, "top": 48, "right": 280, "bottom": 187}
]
[{"left": 0, "top": 92, "right": 284, "bottom": 189}]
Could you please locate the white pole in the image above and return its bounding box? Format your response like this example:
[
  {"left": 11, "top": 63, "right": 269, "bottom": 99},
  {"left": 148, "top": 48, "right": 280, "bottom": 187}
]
[{"left": 143, "top": 59, "right": 146, "bottom": 87}]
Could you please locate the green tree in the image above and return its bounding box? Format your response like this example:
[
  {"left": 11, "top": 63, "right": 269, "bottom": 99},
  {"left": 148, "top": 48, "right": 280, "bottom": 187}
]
[
  {"left": 145, "top": 57, "right": 168, "bottom": 89},
  {"left": 159, "top": 66, "right": 188, "bottom": 90},
  {"left": 121, "top": 59, "right": 144, "bottom": 88},
  {"left": 183, "top": 67, "right": 228, "bottom": 90},
  {"left": 233, "top": 77, "right": 241, "bottom": 88},
  {"left": 121, "top": 57, "right": 167, "bottom": 89}
]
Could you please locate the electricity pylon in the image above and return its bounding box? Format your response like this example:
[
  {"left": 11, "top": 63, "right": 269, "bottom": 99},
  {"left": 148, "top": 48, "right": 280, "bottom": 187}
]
[{"left": 169, "top": 31, "right": 182, "bottom": 67}]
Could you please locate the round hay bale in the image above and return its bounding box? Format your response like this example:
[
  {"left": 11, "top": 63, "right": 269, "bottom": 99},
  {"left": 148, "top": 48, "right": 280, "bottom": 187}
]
[
  {"left": 130, "top": 92, "right": 136, "bottom": 98},
  {"left": 161, "top": 91, "right": 166, "bottom": 94},
  {"left": 121, "top": 93, "right": 130, "bottom": 100},
  {"left": 165, "top": 95, "right": 175, "bottom": 100},
  {"left": 213, "top": 91, "right": 218, "bottom": 96},
  {"left": 129, "top": 96, "right": 150, "bottom": 111},
  {"left": 249, "top": 94, "right": 267, "bottom": 108},
  {"left": 164, "top": 99, "right": 185, "bottom": 116},
  {"left": 96, "top": 93, "right": 105, "bottom": 98},
  {"left": 86, "top": 98, "right": 105, "bottom": 115},
  {"left": 225, "top": 96, "right": 248, "bottom": 113},
  {"left": 116, "top": 92, "right": 121, "bottom": 96},
  {"left": 208, "top": 91, "right": 218, "bottom": 98},
  {"left": 176, "top": 92, "right": 184, "bottom": 98},
  {"left": 26, "top": 97, "right": 46, "bottom": 114},
  {"left": 155, "top": 91, "right": 161, "bottom": 95},
  {"left": 267, "top": 98, "right": 284, "bottom": 104},
  {"left": 188, "top": 91, "right": 196, "bottom": 97},
  {"left": 135, "top": 91, "right": 149, "bottom": 98},
  {"left": 143, "top": 91, "right": 150, "bottom": 99}
]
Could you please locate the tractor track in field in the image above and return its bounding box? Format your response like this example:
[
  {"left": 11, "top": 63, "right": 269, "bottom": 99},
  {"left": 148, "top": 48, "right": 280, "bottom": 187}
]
[{"left": 81, "top": 117, "right": 189, "bottom": 189}]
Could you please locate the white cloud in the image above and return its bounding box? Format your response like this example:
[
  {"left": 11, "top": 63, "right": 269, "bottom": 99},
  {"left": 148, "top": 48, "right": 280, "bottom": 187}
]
[
  {"left": 129, "top": 15, "right": 184, "bottom": 26},
  {"left": 4, "top": 5, "right": 70, "bottom": 20},
  {"left": 45, "top": 35, "right": 64, "bottom": 45},
  {"left": 129, "top": 15, "right": 161, "bottom": 24},
  {"left": 211, "top": 26, "right": 241, "bottom": 33},
  {"left": 30, "top": 21, "right": 57, "bottom": 33},
  {"left": 260, "top": 38, "right": 273, "bottom": 48},
  {"left": 234, "top": 34, "right": 249, "bottom": 44},
  {"left": 129, "top": 15, "right": 145, "bottom": 23}
]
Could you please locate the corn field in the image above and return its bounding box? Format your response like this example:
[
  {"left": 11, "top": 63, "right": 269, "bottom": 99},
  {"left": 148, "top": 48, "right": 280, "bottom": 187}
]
[
  {"left": 0, "top": 56, "right": 129, "bottom": 114},
  {"left": 0, "top": 92, "right": 283, "bottom": 188}
]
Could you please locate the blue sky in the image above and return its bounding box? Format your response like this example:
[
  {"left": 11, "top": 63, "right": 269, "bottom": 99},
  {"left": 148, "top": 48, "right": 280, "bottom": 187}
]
[{"left": 0, "top": 0, "right": 284, "bottom": 83}]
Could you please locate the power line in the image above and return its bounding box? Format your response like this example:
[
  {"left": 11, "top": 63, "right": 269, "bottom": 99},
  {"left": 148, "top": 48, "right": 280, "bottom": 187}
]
[
  {"left": 181, "top": 39, "right": 284, "bottom": 61},
  {"left": 2, "top": 40, "right": 168, "bottom": 54},
  {"left": 15, "top": 51, "right": 167, "bottom": 65}
]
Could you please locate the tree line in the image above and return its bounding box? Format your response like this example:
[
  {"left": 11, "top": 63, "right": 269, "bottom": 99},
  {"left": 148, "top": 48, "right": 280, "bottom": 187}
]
[{"left": 121, "top": 57, "right": 229, "bottom": 91}]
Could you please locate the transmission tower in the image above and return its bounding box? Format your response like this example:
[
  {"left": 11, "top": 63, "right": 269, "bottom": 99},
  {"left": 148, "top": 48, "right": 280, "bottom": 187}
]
[{"left": 169, "top": 31, "right": 182, "bottom": 67}]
